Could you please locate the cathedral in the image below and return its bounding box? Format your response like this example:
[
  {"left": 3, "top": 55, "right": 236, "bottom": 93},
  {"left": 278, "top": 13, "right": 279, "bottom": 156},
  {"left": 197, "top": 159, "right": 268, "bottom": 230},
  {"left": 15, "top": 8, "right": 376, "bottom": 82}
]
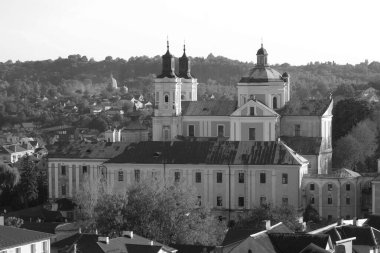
[{"left": 152, "top": 41, "right": 333, "bottom": 174}]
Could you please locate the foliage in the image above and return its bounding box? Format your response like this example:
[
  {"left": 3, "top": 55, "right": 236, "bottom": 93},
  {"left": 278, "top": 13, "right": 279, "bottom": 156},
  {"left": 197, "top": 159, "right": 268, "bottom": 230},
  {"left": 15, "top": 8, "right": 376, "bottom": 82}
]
[
  {"left": 234, "top": 204, "right": 302, "bottom": 232},
  {"left": 332, "top": 98, "right": 373, "bottom": 143},
  {"left": 74, "top": 178, "right": 226, "bottom": 246},
  {"left": 303, "top": 204, "right": 320, "bottom": 223},
  {"left": 333, "top": 135, "right": 363, "bottom": 170},
  {"left": 0, "top": 163, "right": 20, "bottom": 193},
  {"left": 15, "top": 156, "right": 39, "bottom": 207},
  {"left": 5, "top": 216, "right": 24, "bottom": 227}
]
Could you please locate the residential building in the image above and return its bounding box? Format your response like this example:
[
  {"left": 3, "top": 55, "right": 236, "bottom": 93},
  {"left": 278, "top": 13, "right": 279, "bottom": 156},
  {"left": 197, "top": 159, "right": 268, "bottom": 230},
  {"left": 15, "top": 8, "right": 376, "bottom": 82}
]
[
  {"left": 302, "top": 169, "right": 375, "bottom": 221},
  {"left": 0, "top": 217, "right": 53, "bottom": 253},
  {"left": 0, "top": 143, "right": 34, "bottom": 163}
]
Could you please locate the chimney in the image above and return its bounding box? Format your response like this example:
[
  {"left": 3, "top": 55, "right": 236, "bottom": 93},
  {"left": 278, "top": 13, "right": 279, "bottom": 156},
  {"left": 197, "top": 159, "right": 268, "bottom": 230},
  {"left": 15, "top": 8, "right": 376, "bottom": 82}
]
[
  {"left": 264, "top": 220, "right": 271, "bottom": 230},
  {"left": 337, "top": 218, "right": 344, "bottom": 226},
  {"left": 98, "top": 237, "right": 109, "bottom": 244},
  {"left": 95, "top": 229, "right": 98, "bottom": 235},
  {"left": 0, "top": 216, "right": 4, "bottom": 226},
  {"left": 150, "top": 241, "right": 154, "bottom": 246},
  {"left": 301, "top": 222, "right": 307, "bottom": 232},
  {"left": 352, "top": 217, "right": 357, "bottom": 226},
  {"left": 122, "top": 231, "right": 133, "bottom": 239},
  {"left": 73, "top": 243, "right": 77, "bottom": 253},
  {"left": 78, "top": 227, "right": 82, "bottom": 234}
]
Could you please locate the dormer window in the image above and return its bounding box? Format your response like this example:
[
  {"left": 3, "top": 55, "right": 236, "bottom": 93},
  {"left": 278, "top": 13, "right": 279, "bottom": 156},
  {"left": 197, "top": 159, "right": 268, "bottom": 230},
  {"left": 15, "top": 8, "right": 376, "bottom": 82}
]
[{"left": 250, "top": 107, "right": 255, "bottom": 116}]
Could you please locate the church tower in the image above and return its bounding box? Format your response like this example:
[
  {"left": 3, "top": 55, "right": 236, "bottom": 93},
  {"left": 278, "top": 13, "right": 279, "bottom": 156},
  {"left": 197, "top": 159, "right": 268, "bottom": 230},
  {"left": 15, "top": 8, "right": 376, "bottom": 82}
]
[
  {"left": 177, "top": 44, "right": 198, "bottom": 101},
  {"left": 152, "top": 40, "right": 182, "bottom": 141}
]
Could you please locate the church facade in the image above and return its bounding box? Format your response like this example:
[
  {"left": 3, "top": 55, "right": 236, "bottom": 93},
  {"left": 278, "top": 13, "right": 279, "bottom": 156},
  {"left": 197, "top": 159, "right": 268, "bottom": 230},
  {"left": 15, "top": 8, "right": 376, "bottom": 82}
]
[{"left": 152, "top": 42, "right": 332, "bottom": 174}]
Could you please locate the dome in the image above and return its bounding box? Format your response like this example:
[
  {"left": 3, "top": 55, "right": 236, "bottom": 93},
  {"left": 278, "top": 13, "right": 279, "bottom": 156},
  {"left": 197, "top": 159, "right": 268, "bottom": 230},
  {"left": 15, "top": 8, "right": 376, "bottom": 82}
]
[
  {"left": 256, "top": 45, "right": 268, "bottom": 55},
  {"left": 239, "top": 66, "right": 284, "bottom": 83}
]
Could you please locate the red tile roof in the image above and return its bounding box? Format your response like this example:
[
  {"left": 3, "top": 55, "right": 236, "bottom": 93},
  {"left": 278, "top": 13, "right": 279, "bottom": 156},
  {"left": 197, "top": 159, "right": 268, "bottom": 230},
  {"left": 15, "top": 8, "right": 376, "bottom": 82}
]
[{"left": 181, "top": 100, "right": 237, "bottom": 116}]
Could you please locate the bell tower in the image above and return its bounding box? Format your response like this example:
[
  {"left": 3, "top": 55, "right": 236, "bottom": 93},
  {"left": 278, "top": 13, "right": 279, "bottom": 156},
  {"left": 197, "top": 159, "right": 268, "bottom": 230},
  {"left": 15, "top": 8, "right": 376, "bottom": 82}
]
[
  {"left": 152, "top": 40, "right": 182, "bottom": 141},
  {"left": 177, "top": 43, "right": 198, "bottom": 101}
]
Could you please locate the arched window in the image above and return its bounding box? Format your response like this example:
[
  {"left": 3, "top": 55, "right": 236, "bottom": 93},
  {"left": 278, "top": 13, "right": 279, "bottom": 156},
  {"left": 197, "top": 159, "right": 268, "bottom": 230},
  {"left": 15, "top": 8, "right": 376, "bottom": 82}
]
[
  {"left": 164, "top": 94, "right": 169, "bottom": 103},
  {"left": 273, "top": 96, "right": 278, "bottom": 109}
]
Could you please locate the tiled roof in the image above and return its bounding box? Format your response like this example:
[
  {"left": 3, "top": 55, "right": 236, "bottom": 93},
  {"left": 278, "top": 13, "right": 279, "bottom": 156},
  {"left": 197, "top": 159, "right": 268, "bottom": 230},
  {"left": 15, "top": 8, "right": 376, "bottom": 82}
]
[
  {"left": 181, "top": 100, "right": 237, "bottom": 116},
  {"left": 365, "top": 214, "right": 380, "bottom": 230},
  {"left": 21, "top": 222, "right": 62, "bottom": 234},
  {"left": 280, "top": 136, "right": 322, "bottom": 155},
  {"left": 277, "top": 99, "right": 332, "bottom": 116},
  {"left": 105, "top": 141, "right": 307, "bottom": 166},
  {"left": 330, "top": 168, "right": 361, "bottom": 178},
  {"left": 170, "top": 244, "right": 214, "bottom": 253},
  {"left": 222, "top": 222, "right": 293, "bottom": 246},
  {"left": 5, "top": 205, "right": 64, "bottom": 222},
  {"left": 268, "top": 233, "right": 330, "bottom": 253},
  {"left": 0, "top": 226, "right": 52, "bottom": 250},
  {"left": 299, "top": 243, "right": 331, "bottom": 253},
  {"left": 47, "top": 141, "right": 129, "bottom": 159},
  {"left": 51, "top": 233, "right": 103, "bottom": 253},
  {"left": 3, "top": 144, "right": 27, "bottom": 153},
  {"left": 336, "top": 226, "right": 380, "bottom": 246},
  {"left": 123, "top": 120, "right": 147, "bottom": 130}
]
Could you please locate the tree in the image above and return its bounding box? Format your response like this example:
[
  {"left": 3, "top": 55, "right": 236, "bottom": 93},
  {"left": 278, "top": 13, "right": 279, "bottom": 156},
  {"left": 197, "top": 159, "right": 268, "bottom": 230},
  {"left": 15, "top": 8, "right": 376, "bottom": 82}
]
[
  {"left": 5, "top": 217, "right": 24, "bottom": 227},
  {"left": 234, "top": 204, "right": 301, "bottom": 232},
  {"left": 0, "top": 163, "right": 20, "bottom": 194},
  {"left": 303, "top": 204, "right": 320, "bottom": 223},
  {"left": 333, "top": 83, "right": 355, "bottom": 98},
  {"left": 15, "top": 156, "right": 39, "bottom": 207},
  {"left": 333, "top": 134, "right": 363, "bottom": 169}
]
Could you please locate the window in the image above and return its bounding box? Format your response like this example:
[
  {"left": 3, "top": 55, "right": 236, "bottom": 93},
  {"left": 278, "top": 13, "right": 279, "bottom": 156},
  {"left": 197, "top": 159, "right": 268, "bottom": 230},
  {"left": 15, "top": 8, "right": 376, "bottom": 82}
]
[
  {"left": 61, "top": 165, "right": 66, "bottom": 175},
  {"left": 260, "top": 173, "right": 266, "bottom": 183},
  {"left": 273, "top": 97, "right": 278, "bottom": 109},
  {"left": 282, "top": 197, "right": 288, "bottom": 205},
  {"left": 346, "top": 196, "right": 350, "bottom": 205},
  {"left": 174, "top": 171, "right": 180, "bottom": 183},
  {"left": 250, "top": 107, "right": 255, "bottom": 116},
  {"left": 188, "top": 125, "right": 195, "bottom": 137},
  {"left": 295, "top": 124, "right": 300, "bottom": 137},
  {"left": 282, "top": 173, "right": 288, "bottom": 184},
  {"left": 82, "top": 165, "right": 88, "bottom": 174},
  {"left": 260, "top": 196, "right": 266, "bottom": 206},
  {"left": 328, "top": 195, "right": 332, "bottom": 205},
  {"left": 197, "top": 196, "right": 202, "bottom": 206},
  {"left": 217, "top": 125, "right": 224, "bottom": 137},
  {"left": 164, "top": 94, "right": 169, "bottom": 103},
  {"left": 61, "top": 185, "right": 66, "bottom": 196},
  {"left": 310, "top": 195, "right": 315, "bottom": 204},
  {"left": 310, "top": 183, "right": 315, "bottom": 191},
  {"left": 118, "top": 171, "right": 124, "bottom": 181},
  {"left": 238, "top": 197, "right": 245, "bottom": 207},
  {"left": 328, "top": 183, "right": 332, "bottom": 191},
  {"left": 249, "top": 128, "right": 256, "bottom": 140},
  {"left": 346, "top": 184, "right": 351, "bottom": 191},
  {"left": 217, "top": 196, "right": 223, "bottom": 207},
  {"left": 217, "top": 172, "right": 223, "bottom": 183},
  {"left": 195, "top": 172, "right": 201, "bottom": 183},
  {"left": 238, "top": 172, "right": 244, "bottom": 183},
  {"left": 16, "top": 247, "right": 21, "bottom": 253},
  {"left": 135, "top": 170, "right": 140, "bottom": 182},
  {"left": 31, "top": 244, "right": 36, "bottom": 253}
]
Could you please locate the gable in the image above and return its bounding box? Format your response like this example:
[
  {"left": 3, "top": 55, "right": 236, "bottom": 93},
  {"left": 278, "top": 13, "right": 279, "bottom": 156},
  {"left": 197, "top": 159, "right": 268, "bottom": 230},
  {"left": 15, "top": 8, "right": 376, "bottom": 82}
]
[{"left": 231, "top": 99, "right": 279, "bottom": 117}]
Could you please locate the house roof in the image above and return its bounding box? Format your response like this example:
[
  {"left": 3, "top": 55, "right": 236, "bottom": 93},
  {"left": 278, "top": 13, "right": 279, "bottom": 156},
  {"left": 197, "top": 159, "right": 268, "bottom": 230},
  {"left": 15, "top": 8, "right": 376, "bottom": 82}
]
[
  {"left": 21, "top": 222, "right": 63, "bottom": 234},
  {"left": 336, "top": 226, "right": 380, "bottom": 246},
  {"left": 2, "top": 144, "right": 27, "bottom": 153},
  {"left": 268, "top": 233, "right": 330, "bottom": 253},
  {"left": 170, "top": 244, "right": 214, "bottom": 253},
  {"left": 277, "top": 99, "right": 332, "bottom": 116},
  {"left": 365, "top": 214, "right": 380, "bottom": 230},
  {"left": 5, "top": 205, "right": 64, "bottom": 222},
  {"left": 47, "top": 141, "right": 128, "bottom": 159},
  {"left": 181, "top": 100, "right": 237, "bottom": 116},
  {"left": 52, "top": 233, "right": 177, "bottom": 253},
  {"left": 239, "top": 66, "right": 284, "bottom": 83},
  {"left": 330, "top": 168, "right": 361, "bottom": 178},
  {"left": 280, "top": 136, "right": 322, "bottom": 155},
  {"left": 123, "top": 120, "right": 147, "bottom": 130},
  {"left": 105, "top": 141, "right": 307, "bottom": 166},
  {"left": 222, "top": 222, "right": 293, "bottom": 246},
  {"left": 299, "top": 243, "right": 331, "bottom": 253},
  {"left": 0, "top": 225, "right": 53, "bottom": 250}
]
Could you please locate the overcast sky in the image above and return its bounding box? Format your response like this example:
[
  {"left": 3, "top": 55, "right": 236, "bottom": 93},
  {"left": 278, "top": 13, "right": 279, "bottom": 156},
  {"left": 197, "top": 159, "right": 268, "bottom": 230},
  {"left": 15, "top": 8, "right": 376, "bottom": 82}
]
[{"left": 0, "top": 0, "right": 379, "bottom": 65}]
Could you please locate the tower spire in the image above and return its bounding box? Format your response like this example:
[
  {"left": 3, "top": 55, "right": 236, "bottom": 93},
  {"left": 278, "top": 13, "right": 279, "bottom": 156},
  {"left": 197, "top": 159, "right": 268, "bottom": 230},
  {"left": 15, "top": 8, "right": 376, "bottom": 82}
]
[
  {"left": 166, "top": 36, "right": 169, "bottom": 51},
  {"left": 157, "top": 38, "right": 176, "bottom": 78}
]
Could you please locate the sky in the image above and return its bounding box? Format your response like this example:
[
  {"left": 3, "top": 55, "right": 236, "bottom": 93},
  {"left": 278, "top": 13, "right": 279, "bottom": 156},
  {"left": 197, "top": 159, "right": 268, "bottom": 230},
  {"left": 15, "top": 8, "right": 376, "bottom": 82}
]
[{"left": 0, "top": 0, "right": 379, "bottom": 65}]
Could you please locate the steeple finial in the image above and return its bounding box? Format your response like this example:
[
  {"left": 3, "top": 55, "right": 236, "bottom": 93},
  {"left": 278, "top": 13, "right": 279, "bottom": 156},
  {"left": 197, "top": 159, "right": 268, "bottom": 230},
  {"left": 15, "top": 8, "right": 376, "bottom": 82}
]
[
  {"left": 261, "top": 37, "right": 263, "bottom": 48},
  {"left": 166, "top": 36, "right": 169, "bottom": 51},
  {"left": 183, "top": 40, "right": 186, "bottom": 53}
]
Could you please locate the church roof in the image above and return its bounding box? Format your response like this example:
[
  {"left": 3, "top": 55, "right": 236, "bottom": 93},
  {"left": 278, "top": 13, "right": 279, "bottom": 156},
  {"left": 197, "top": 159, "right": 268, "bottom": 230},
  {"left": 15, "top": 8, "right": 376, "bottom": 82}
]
[
  {"left": 181, "top": 100, "right": 237, "bottom": 116},
  {"left": 239, "top": 66, "right": 284, "bottom": 83},
  {"left": 280, "top": 136, "right": 322, "bottom": 155},
  {"left": 105, "top": 140, "right": 307, "bottom": 166},
  {"left": 277, "top": 99, "right": 332, "bottom": 116}
]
